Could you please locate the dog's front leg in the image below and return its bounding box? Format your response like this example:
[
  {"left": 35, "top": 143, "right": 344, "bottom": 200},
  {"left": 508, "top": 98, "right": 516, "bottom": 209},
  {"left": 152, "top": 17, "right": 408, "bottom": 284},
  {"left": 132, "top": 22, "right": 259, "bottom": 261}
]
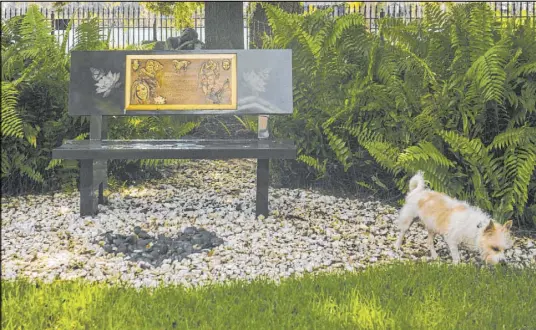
[{"left": 446, "top": 240, "right": 461, "bottom": 264}]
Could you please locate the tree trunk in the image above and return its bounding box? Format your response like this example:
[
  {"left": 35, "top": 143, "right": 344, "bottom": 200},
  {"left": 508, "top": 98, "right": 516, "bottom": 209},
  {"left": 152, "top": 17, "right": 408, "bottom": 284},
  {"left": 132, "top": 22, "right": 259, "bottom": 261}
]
[
  {"left": 204, "top": 2, "right": 244, "bottom": 49},
  {"left": 248, "top": 2, "right": 303, "bottom": 49}
]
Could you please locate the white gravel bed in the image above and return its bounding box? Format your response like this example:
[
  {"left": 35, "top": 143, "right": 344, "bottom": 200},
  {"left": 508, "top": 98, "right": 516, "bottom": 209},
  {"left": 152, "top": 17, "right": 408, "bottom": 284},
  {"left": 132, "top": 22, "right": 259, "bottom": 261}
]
[{"left": 2, "top": 159, "right": 535, "bottom": 288}]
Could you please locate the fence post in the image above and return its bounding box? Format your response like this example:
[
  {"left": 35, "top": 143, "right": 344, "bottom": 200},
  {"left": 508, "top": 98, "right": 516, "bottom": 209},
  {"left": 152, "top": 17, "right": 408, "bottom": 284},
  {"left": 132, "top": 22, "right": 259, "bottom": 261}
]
[
  {"left": 50, "top": 10, "right": 54, "bottom": 36},
  {"left": 153, "top": 15, "right": 157, "bottom": 41}
]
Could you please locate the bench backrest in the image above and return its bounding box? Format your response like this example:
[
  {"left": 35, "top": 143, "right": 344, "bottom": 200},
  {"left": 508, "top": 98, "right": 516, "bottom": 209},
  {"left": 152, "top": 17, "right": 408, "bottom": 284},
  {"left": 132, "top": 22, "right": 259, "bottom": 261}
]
[{"left": 69, "top": 50, "right": 293, "bottom": 117}]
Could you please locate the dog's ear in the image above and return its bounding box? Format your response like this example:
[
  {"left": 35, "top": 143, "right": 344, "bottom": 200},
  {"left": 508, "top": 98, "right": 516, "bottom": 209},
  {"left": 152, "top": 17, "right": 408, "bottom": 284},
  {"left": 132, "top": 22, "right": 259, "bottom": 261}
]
[
  {"left": 484, "top": 220, "right": 495, "bottom": 234},
  {"left": 503, "top": 220, "right": 513, "bottom": 231}
]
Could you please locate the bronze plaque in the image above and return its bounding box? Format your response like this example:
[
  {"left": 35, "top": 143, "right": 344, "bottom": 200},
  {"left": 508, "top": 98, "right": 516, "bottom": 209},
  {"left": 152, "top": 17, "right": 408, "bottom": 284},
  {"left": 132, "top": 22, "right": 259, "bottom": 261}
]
[{"left": 125, "top": 54, "right": 237, "bottom": 111}]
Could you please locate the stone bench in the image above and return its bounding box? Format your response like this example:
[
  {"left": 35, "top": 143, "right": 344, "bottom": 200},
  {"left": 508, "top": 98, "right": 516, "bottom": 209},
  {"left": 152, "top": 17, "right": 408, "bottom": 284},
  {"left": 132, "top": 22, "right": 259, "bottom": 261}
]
[{"left": 52, "top": 50, "right": 296, "bottom": 217}]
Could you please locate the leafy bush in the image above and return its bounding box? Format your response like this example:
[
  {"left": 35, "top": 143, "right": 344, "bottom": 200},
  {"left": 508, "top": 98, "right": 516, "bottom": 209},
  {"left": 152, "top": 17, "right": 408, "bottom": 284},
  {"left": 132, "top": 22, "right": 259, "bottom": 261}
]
[
  {"left": 1, "top": 7, "right": 87, "bottom": 194},
  {"left": 1, "top": 6, "right": 200, "bottom": 195},
  {"left": 264, "top": 3, "right": 536, "bottom": 226}
]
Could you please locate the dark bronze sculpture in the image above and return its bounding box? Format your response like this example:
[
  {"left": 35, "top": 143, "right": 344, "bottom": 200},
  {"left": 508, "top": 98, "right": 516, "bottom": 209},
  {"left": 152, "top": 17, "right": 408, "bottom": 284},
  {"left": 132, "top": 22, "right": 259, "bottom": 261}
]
[{"left": 166, "top": 28, "right": 205, "bottom": 50}]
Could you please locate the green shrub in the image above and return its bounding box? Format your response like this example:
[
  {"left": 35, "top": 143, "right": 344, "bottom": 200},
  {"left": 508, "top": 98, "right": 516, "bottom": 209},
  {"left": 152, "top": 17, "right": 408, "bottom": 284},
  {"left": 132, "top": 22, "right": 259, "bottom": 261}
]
[
  {"left": 264, "top": 3, "right": 536, "bottom": 226},
  {"left": 1, "top": 7, "right": 87, "bottom": 194},
  {"left": 1, "top": 6, "right": 199, "bottom": 194}
]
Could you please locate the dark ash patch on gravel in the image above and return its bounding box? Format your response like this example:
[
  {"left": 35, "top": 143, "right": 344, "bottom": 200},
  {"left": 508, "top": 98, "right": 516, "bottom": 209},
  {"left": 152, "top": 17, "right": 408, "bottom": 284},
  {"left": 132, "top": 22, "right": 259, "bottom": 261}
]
[{"left": 94, "top": 226, "right": 224, "bottom": 267}]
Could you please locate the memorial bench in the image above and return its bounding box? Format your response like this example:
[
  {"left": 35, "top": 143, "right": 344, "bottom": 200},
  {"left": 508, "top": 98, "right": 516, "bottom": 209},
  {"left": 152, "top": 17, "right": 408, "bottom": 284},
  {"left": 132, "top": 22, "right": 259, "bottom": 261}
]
[{"left": 52, "top": 50, "right": 296, "bottom": 217}]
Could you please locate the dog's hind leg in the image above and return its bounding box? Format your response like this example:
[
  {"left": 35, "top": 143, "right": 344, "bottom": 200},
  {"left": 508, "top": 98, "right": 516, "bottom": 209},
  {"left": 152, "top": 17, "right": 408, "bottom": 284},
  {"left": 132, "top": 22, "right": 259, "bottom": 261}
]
[
  {"left": 395, "top": 204, "right": 416, "bottom": 251},
  {"left": 427, "top": 230, "right": 438, "bottom": 259}
]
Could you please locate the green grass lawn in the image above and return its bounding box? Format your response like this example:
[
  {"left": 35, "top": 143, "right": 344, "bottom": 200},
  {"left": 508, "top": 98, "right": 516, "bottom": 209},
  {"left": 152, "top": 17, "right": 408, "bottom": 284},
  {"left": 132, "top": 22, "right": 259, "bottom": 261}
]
[{"left": 2, "top": 262, "right": 535, "bottom": 330}]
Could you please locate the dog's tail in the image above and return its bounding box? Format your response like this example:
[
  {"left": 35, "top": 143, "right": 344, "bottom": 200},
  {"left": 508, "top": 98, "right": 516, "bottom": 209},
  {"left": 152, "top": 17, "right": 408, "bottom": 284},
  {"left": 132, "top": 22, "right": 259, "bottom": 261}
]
[{"left": 408, "top": 171, "right": 426, "bottom": 192}]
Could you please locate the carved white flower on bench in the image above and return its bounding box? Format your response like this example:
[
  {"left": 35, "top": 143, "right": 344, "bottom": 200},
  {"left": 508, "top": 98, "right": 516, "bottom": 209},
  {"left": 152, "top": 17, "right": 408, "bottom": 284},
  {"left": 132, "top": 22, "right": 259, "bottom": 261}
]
[
  {"left": 243, "top": 68, "right": 271, "bottom": 95},
  {"left": 154, "top": 96, "right": 166, "bottom": 105},
  {"left": 90, "top": 68, "right": 121, "bottom": 98}
]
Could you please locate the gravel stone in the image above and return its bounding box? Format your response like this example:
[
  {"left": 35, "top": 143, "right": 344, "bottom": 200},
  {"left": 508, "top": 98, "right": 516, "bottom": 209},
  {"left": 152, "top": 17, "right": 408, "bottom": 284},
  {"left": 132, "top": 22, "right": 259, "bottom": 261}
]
[{"left": 1, "top": 159, "right": 534, "bottom": 288}]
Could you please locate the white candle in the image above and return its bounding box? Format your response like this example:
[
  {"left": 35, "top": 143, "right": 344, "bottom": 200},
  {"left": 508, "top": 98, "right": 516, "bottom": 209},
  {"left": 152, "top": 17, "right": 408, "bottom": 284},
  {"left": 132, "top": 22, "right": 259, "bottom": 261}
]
[{"left": 258, "top": 115, "right": 269, "bottom": 139}]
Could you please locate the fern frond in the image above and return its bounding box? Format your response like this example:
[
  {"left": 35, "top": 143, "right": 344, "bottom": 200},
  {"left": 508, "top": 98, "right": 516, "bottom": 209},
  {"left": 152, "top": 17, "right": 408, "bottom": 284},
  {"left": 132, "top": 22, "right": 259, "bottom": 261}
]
[
  {"left": 297, "top": 154, "right": 327, "bottom": 176},
  {"left": 515, "top": 62, "right": 536, "bottom": 77},
  {"left": 45, "top": 159, "right": 63, "bottom": 171},
  {"left": 344, "top": 123, "right": 383, "bottom": 144},
  {"left": 20, "top": 165, "right": 44, "bottom": 183},
  {"left": 398, "top": 141, "right": 454, "bottom": 169},
  {"left": 139, "top": 159, "right": 188, "bottom": 169},
  {"left": 395, "top": 141, "right": 456, "bottom": 193},
  {"left": 465, "top": 44, "right": 509, "bottom": 103},
  {"left": 13, "top": 155, "right": 44, "bottom": 183},
  {"left": 502, "top": 143, "right": 536, "bottom": 215},
  {"left": 19, "top": 5, "right": 55, "bottom": 47},
  {"left": 175, "top": 121, "right": 200, "bottom": 137},
  {"left": 518, "top": 81, "right": 536, "bottom": 117},
  {"left": 326, "top": 13, "right": 365, "bottom": 49},
  {"left": 74, "top": 132, "right": 89, "bottom": 140},
  {"left": 1, "top": 151, "right": 12, "bottom": 178},
  {"left": 323, "top": 127, "right": 351, "bottom": 171},
  {"left": 488, "top": 126, "right": 536, "bottom": 151},
  {"left": 22, "top": 123, "right": 39, "bottom": 148},
  {"left": 423, "top": 3, "right": 449, "bottom": 32},
  {"left": 468, "top": 3, "right": 495, "bottom": 62},
  {"left": 360, "top": 140, "right": 400, "bottom": 173},
  {"left": 439, "top": 130, "right": 499, "bottom": 205},
  {"left": 0, "top": 82, "right": 23, "bottom": 139},
  {"left": 72, "top": 16, "right": 107, "bottom": 51},
  {"left": 60, "top": 18, "right": 74, "bottom": 55}
]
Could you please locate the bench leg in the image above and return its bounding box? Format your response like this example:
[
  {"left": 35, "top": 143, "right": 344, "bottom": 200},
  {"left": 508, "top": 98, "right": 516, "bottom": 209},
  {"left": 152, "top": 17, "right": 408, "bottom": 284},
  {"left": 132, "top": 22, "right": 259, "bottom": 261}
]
[
  {"left": 97, "top": 160, "right": 108, "bottom": 205},
  {"left": 256, "top": 159, "right": 269, "bottom": 217},
  {"left": 98, "top": 181, "right": 106, "bottom": 204},
  {"left": 80, "top": 159, "right": 97, "bottom": 216}
]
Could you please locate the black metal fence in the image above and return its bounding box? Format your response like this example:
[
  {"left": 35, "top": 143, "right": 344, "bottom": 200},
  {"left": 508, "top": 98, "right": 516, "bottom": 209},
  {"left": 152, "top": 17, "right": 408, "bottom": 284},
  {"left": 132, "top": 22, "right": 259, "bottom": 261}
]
[
  {"left": 2, "top": 2, "right": 535, "bottom": 51},
  {"left": 312, "top": 2, "right": 536, "bottom": 32},
  {"left": 2, "top": 5, "right": 200, "bottom": 50}
]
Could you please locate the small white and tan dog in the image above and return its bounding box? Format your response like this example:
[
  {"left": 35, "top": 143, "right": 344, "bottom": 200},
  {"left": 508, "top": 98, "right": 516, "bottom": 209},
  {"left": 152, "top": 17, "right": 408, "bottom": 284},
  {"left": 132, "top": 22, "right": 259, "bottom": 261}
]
[{"left": 395, "top": 172, "right": 513, "bottom": 265}]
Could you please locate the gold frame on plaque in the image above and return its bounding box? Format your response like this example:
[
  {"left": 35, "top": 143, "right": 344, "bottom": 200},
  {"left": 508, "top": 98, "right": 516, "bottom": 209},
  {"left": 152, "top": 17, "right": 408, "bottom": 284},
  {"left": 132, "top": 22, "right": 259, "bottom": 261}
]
[{"left": 125, "top": 54, "right": 237, "bottom": 111}]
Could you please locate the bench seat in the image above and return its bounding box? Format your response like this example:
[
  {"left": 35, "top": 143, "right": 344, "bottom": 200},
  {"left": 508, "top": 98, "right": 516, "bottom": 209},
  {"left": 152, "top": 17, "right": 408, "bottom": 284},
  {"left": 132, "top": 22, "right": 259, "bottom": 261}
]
[{"left": 52, "top": 139, "right": 296, "bottom": 160}]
